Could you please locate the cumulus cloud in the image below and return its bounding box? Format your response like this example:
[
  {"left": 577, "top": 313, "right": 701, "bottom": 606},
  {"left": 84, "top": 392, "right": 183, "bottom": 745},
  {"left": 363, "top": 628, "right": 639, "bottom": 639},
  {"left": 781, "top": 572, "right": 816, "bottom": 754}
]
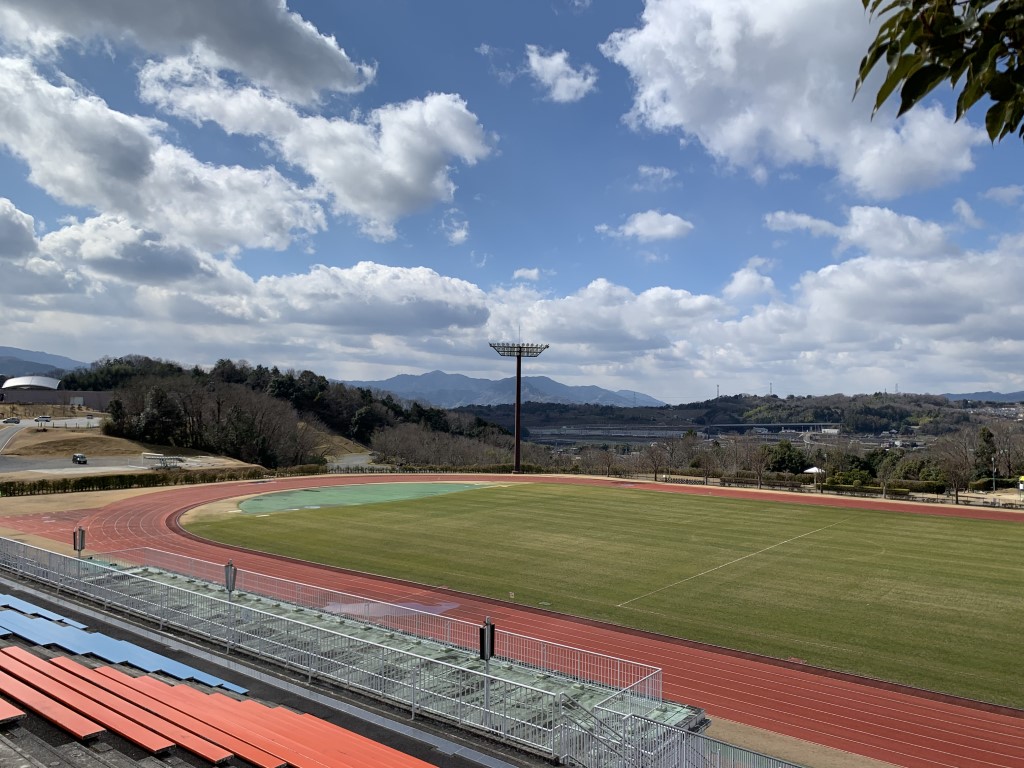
[
  {"left": 0, "top": 0, "right": 374, "bottom": 103},
  {"left": 513, "top": 268, "right": 540, "bottom": 281},
  {"left": 0, "top": 197, "right": 39, "bottom": 261},
  {"left": 441, "top": 210, "right": 470, "bottom": 245},
  {"left": 525, "top": 45, "right": 598, "bottom": 103},
  {"left": 0, "top": 58, "right": 325, "bottom": 253},
  {"left": 1, "top": 202, "right": 491, "bottom": 348},
  {"left": 487, "top": 278, "right": 725, "bottom": 354},
  {"left": 953, "top": 198, "right": 982, "bottom": 228},
  {"left": 766, "top": 206, "right": 951, "bottom": 259},
  {"left": 7, "top": 193, "right": 1024, "bottom": 402},
  {"left": 723, "top": 257, "right": 775, "bottom": 299},
  {"left": 596, "top": 210, "right": 694, "bottom": 242},
  {"left": 984, "top": 185, "right": 1024, "bottom": 205},
  {"left": 601, "top": 0, "right": 984, "bottom": 198},
  {"left": 139, "top": 56, "right": 490, "bottom": 242}
]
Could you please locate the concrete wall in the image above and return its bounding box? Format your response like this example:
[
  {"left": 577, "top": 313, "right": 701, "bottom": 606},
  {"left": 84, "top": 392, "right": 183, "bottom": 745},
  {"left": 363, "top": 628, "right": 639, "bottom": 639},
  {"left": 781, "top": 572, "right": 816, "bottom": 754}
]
[{"left": 0, "top": 390, "right": 112, "bottom": 410}]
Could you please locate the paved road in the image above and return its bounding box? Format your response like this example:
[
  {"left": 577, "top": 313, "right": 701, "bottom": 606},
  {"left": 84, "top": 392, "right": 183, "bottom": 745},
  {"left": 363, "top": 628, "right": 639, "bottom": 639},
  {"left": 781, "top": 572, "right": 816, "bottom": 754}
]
[{"left": 0, "top": 418, "right": 126, "bottom": 475}]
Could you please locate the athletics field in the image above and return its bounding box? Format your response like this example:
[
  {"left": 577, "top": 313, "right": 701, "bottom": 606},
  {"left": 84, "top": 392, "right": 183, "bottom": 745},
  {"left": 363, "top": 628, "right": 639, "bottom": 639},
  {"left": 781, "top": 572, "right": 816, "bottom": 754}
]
[{"left": 182, "top": 480, "right": 1024, "bottom": 707}]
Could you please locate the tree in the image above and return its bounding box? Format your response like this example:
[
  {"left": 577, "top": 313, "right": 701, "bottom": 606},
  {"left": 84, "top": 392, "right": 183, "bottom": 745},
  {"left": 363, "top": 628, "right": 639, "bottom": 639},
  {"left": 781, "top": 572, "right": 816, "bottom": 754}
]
[
  {"left": 931, "top": 428, "right": 977, "bottom": 503},
  {"left": 767, "top": 439, "right": 809, "bottom": 475},
  {"left": 875, "top": 451, "right": 904, "bottom": 498},
  {"left": 857, "top": 1, "right": 1024, "bottom": 141},
  {"left": 639, "top": 443, "right": 669, "bottom": 480}
]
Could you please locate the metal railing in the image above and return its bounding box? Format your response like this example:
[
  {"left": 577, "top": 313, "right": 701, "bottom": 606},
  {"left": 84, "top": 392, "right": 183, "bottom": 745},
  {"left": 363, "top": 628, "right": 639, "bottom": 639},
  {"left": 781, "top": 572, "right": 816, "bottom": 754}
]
[
  {"left": 0, "top": 537, "right": 803, "bottom": 768},
  {"left": 102, "top": 547, "right": 661, "bottom": 696}
]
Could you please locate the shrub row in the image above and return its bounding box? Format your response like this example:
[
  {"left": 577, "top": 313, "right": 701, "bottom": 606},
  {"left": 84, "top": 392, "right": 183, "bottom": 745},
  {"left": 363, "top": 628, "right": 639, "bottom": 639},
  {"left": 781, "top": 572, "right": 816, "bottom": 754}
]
[
  {"left": 820, "top": 483, "right": 911, "bottom": 498},
  {"left": 0, "top": 467, "right": 267, "bottom": 497}
]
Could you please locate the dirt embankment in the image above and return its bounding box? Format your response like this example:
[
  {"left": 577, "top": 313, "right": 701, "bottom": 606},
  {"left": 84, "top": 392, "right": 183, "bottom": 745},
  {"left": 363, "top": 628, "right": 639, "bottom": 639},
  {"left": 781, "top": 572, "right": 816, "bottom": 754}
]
[{"left": 4, "top": 427, "right": 166, "bottom": 457}]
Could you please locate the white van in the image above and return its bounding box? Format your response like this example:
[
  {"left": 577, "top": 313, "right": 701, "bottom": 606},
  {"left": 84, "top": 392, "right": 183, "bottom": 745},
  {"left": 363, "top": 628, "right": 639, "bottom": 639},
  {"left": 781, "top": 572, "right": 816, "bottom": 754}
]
[{"left": 35, "top": 415, "right": 52, "bottom": 423}]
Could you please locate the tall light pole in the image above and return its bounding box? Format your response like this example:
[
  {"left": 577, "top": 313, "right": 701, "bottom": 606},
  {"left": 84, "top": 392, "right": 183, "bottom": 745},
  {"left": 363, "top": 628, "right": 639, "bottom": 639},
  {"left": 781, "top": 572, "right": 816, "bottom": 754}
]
[{"left": 489, "top": 342, "right": 549, "bottom": 473}]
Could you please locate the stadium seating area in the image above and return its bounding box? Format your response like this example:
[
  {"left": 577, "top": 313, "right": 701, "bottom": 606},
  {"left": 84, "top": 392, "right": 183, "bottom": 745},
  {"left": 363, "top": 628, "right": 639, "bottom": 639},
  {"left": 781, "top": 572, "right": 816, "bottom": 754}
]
[{"left": 0, "top": 594, "right": 446, "bottom": 768}]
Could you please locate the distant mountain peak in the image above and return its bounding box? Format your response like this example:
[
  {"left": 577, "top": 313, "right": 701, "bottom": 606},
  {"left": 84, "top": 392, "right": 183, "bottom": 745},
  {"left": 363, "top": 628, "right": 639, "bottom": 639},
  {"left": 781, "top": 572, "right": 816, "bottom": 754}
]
[
  {"left": 345, "top": 370, "right": 665, "bottom": 408},
  {"left": 0, "top": 346, "right": 89, "bottom": 377}
]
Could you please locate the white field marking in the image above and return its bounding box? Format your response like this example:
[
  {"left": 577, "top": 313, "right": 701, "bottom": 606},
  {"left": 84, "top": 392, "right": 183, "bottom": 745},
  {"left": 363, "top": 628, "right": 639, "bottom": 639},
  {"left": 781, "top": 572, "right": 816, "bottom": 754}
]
[{"left": 616, "top": 515, "right": 859, "bottom": 607}]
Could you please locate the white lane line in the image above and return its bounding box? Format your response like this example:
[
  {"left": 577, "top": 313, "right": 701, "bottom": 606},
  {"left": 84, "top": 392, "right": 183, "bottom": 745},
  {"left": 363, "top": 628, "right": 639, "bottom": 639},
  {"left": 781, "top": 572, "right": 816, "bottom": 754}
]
[{"left": 616, "top": 515, "right": 858, "bottom": 608}]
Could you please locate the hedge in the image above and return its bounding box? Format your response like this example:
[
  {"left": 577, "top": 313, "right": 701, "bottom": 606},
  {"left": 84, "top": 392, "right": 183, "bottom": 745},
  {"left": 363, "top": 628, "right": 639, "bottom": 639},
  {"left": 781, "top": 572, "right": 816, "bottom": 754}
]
[{"left": 0, "top": 467, "right": 267, "bottom": 497}]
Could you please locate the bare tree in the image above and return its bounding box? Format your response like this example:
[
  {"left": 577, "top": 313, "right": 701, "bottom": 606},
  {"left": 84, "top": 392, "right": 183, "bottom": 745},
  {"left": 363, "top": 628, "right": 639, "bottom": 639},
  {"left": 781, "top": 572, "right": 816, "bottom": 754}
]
[
  {"left": 693, "top": 441, "right": 723, "bottom": 485},
  {"left": 577, "top": 446, "right": 604, "bottom": 476},
  {"left": 736, "top": 435, "right": 772, "bottom": 489},
  {"left": 931, "top": 428, "right": 977, "bottom": 504},
  {"left": 639, "top": 443, "right": 669, "bottom": 480},
  {"left": 989, "top": 420, "right": 1024, "bottom": 479}
]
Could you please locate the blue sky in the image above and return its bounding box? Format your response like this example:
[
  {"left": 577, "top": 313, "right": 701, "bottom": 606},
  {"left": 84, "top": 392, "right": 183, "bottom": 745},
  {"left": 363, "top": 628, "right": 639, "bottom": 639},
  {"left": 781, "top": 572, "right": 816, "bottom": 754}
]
[{"left": 1, "top": 0, "right": 1023, "bottom": 404}]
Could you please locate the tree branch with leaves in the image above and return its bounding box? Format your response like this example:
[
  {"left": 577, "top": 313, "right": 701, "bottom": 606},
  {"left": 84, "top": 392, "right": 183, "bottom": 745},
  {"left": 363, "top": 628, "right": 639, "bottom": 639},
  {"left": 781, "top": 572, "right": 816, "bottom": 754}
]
[{"left": 857, "top": 0, "right": 1024, "bottom": 141}]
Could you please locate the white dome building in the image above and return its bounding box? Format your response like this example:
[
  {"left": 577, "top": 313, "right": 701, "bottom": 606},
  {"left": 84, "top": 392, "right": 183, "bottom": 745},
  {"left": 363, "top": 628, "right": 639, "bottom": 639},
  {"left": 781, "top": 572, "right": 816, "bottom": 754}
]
[{"left": 1, "top": 375, "right": 62, "bottom": 390}]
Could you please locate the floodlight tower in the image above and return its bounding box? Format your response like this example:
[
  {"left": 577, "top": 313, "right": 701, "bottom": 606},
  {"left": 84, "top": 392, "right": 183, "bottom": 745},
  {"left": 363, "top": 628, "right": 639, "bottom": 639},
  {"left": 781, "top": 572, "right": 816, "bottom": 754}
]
[{"left": 489, "top": 341, "right": 549, "bottom": 473}]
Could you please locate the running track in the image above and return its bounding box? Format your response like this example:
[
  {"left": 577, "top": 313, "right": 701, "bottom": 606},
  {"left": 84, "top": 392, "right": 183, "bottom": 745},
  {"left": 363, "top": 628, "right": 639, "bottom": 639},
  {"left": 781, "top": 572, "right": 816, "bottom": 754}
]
[{"left": 3, "top": 474, "right": 1022, "bottom": 768}]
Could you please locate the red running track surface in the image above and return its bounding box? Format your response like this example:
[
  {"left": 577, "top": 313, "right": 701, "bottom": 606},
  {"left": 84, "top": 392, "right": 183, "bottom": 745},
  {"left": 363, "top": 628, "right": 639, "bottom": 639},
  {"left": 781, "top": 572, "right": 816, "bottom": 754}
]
[{"left": 4, "top": 474, "right": 1023, "bottom": 768}]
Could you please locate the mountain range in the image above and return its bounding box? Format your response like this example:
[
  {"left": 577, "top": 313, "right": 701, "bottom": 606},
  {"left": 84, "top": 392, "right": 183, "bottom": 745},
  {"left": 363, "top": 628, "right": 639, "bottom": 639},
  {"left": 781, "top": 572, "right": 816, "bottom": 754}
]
[
  {"left": 0, "top": 346, "right": 88, "bottom": 378},
  {"left": 5, "top": 345, "right": 1024, "bottom": 407},
  {"left": 345, "top": 370, "right": 666, "bottom": 408},
  {"left": 942, "top": 390, "right": 1024, "bottom": 403}
]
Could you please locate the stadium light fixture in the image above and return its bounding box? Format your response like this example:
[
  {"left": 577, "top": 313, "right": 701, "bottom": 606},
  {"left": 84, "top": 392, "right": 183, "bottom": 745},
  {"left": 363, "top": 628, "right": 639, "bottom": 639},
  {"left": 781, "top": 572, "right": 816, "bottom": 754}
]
[{"left": 489, "top": 342, "right": 549, "bottom": 473}]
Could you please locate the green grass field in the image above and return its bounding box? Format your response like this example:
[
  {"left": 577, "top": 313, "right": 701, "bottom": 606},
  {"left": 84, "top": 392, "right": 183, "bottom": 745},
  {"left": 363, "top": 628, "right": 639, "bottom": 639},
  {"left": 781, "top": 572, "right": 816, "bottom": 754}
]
[{"left": 183, "top": 482, "right": 1024, "bottom": 707}]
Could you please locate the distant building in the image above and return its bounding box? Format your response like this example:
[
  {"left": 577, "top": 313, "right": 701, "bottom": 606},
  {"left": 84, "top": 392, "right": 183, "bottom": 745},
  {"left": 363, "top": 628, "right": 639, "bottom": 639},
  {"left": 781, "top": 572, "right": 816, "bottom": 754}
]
[
  {"left": 1, "top": 375, "right": 61, "bottom": 390},
  {"left": 0, "top": 376, "right": 111, "bottom": 410}
]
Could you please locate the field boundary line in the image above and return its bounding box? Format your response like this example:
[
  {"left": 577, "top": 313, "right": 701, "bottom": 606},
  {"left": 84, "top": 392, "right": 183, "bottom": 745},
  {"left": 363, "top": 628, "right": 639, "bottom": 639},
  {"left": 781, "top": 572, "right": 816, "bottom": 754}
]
[{"left": 617, "top": 515, "right": 859, "bottom": 607}]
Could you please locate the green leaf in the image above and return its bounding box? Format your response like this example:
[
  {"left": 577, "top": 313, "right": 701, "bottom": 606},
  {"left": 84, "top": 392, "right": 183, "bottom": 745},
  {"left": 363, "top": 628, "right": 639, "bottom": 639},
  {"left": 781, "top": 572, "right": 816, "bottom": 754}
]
[
  {"left": 873, "top": 52, "right": 921, "bottom": 115},
  {"left": 988, "top": 71, "right": 1018, "bottom": 101},
  {"left": 985, "top": 99, "right": 1009, "bottom": 141},
  {"left": 897, "top": 63, "right": 950, "bottom": 116}
]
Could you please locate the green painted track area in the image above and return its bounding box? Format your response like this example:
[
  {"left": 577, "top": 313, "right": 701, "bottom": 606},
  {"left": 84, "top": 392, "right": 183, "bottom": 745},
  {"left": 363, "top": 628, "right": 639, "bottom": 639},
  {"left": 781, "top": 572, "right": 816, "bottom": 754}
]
[{"left": 239, "top": 482, "right": 494, "bottom": 514}]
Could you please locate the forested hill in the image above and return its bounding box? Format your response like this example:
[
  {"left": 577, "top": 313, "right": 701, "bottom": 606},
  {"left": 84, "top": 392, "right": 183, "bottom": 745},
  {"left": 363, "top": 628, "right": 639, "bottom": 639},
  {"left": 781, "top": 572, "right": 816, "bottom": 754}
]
[
  {"left": 60, "top": 356, "right": 505, "bottom": 468},
  {"left": 56, "top": 356, "right": 1014, "bottom": 467},
  {"left": 457, "top": 391, "right": 987, "bottom": 436}
]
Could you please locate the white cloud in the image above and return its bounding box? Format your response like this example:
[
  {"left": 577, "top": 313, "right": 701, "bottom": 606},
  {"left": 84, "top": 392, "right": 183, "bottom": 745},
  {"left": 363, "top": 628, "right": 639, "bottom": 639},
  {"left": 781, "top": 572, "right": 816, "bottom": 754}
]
[
  {"left": 0, "top": 197, "right": 39, "bottom": 261},
  {"left": 7, "top": 192, "right": 1024, "bottom": 402},
  {"left": 597, "top": 210, "right": 694, "bottom": 242},
  {"left": 723, "top": 257, "right": 775, "bottom": 299},
  {"left": 767, "top": 206, "right": 950, "bottom": 259},
  {"left": 441, "top": 210, "right": 470, "bottom": 245},
  {"left": 488, "top": 278, "right": 725, "bottom": 353},
  {"left": 601, "top": 0, "right": 984, "bottom": 198},
  {"left": 953, "top": 198, "right": 982, "bottom": 228},
  {"left": 983, "top": 185, "right": 1024, "bottom": 205},
  {"left": 525, "top": 45, "right": 598, "bottom": 103},
  {"left": 633, "top": 165, "right": 678, "bottom": 191},
  {"left": 0, "top": 201, "right": 491, "bottom": 342},
  {"left": 139, "top": 56, "right": 490, "bottom": 242},
  {"left": 0, "top": 58, "right": 325, "bottom": 253},
  {"left": 764, "top": 211, "right": 840, "bottom": 238},
  {"left": 0, "top": 0, "right": 374, "bottom": 103}
]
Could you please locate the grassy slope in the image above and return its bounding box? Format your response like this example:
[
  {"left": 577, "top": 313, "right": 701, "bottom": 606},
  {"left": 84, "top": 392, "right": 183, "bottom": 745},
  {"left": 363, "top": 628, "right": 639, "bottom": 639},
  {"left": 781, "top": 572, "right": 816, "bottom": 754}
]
[{"left": 184, "top": 483, "right": 1024, "bottom": 707}]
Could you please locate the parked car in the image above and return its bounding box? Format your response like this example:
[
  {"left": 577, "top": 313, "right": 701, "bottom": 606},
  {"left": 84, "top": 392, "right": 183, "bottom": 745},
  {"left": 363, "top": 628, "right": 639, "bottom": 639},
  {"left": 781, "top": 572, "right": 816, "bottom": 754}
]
[
  {"left": 72, "top": 454, "right": 88, "bottom": 465},
  {"left": 2, "top": 417, "right": 18, "bottom": 424}
]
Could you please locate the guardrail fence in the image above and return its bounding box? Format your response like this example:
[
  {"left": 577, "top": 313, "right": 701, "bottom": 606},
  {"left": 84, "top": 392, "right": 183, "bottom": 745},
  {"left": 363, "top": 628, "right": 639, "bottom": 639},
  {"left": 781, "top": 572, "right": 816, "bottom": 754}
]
[{"left": 0, "top": 537, "right": 801, "bottom": 768}]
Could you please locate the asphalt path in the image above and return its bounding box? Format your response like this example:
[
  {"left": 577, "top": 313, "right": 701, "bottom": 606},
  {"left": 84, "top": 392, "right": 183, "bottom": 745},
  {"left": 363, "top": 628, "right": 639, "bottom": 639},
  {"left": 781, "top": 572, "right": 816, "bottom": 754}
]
[{"left": 0, "top": 418, "right": 131, "bottom": 474}]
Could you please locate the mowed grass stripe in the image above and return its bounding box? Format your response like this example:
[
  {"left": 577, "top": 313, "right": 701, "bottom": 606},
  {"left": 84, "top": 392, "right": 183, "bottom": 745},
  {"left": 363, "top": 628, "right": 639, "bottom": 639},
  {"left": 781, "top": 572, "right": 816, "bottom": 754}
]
[{"left": 183, "top": 483, "right": 1024, "bottom": 707}]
